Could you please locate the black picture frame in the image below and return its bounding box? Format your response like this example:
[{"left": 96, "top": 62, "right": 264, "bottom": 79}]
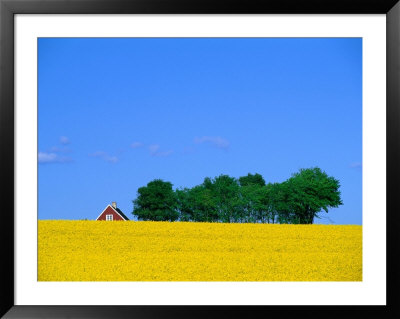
[{"left": 1, "top": 0, "right": 399, "bottom": 318}]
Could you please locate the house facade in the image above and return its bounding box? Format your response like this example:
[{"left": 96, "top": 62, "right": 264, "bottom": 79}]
[{"left": 96, "top": 202, "right": 129, "bottom": 221}]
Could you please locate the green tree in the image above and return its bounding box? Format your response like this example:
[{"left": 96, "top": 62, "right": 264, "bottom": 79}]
[
  {"left": 176, "top": 186, "right": 218, "bottom": 222},
  {"left": 238, "top": 173, "right": 266, "bottom": 187},
  {"left": 132, "top": 179, "right": 179, "bottom": 221},
  {"left": 238, "top": 173, "right": 267, "bottom": 222},
  {"left": 134, "top": 168, "right": 342, "bottom": 225},
  {"left": 266, "top": 182, "right": 298, "bottom": 224},
  {"left": 203, "top": 175, "right": 242, "bottom": 223},
  {"left": 240, "top": 184, "right": 269, "bottom": 223},
  {"left": 282, "top": 167, "right": 343, "bottom": 224},
  {"left": 175, "top": 188, "right": 192, "bottom": 221}
]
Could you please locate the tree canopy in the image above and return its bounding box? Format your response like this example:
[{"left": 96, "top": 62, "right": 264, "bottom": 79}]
[
  {"left": 238, "top": 173, "right": 266, "bottom": 187},
  {"left": 132, "top": 168, "right": 343, "bottom": 224},
  {"left": 132, "top": 179, "right": 179, "bottom": 222},
  {"left": 282, "top": 168, "right": 343, "bottom": 224}
]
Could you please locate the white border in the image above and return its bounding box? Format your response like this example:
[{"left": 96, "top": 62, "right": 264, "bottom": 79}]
[{"left": 15, "top": 14, "right": 386, "bottom": 305}]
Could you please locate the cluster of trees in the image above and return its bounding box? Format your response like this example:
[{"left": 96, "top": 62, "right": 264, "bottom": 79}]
[{"left": 132, "top": 167, "right": 343, "bottom": 224}]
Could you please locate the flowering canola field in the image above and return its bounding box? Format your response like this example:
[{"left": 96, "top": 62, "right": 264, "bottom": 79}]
[{"left": 38, "top": 221, "right": 362, "bottom": 281}]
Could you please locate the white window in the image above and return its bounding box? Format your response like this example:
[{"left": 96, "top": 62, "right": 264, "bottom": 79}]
[{"left": 106, "top": 214, "right": 113, "bottom": 221}]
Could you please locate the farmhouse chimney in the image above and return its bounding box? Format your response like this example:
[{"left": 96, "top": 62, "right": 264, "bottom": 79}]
[{"left": 112, "top": 202, "right": 117, "bottom": 209}]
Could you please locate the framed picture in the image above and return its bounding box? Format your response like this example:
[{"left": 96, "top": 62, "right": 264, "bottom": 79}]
[{"left": 1, "top": 0, "right": 399, "bottom": 318}]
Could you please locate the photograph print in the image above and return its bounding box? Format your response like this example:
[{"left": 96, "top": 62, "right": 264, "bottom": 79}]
[{"left": 38, "top": 38, "right": 362, "bottom": 281}]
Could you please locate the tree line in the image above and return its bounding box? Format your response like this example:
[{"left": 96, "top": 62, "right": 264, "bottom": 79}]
[{"left": 132, "top": 167, "right": 343, "bottom": 224}]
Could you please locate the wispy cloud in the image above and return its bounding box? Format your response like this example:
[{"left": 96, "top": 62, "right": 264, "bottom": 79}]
[
  {"left": 50, "top": 146, "right": 71, "bottom": 153},
  {"left": 194, "top": 136, "right": 230, "bottom": 150},
  {"left": 89, "top": 151, "right": 119, "bottom": 163},
  {"left": 148, "top": 144, "right": 173, "bottom": 157},
  {"left": 60, "top": 136, "right": 70, "bottom": 145},
  {"left": 38, "top": 152, "right": 72, "bottom": 164},
  {"left": 39, "top": 136, "right": 73, "bottom": 163},
  {"left": 350, "top": 162, "right": 362, "bottom": 169},
  {"left": 148, "top": 144, "right": 160, "bottom": 154},
  {"left": 130, "top": 142, "right": 143, "bottom": 149}
]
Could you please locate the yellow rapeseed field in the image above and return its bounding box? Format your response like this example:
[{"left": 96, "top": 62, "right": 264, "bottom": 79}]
[{"left": 38, "top": 220, "right": 362, "bottom": 281}]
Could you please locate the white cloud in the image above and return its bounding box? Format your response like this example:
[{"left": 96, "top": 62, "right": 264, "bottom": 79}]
[
  {"left": 105, "top": 156, "right": 119, "bottom": 163},
  {"left": 148, "top": 144, "right": 173, "bottom": 157},
  {"left": 50, "top": 146, "right": 71, "bottom": 153},
  {"left": 39, "top": 136, "right": 73, "bottom": 163},
  {"left": 38, "top": 152, "right": 57, "bottom": 163},
  {"left": 60, "top": 136, "right": 70, "bottom": 145},
  {"left": 350, "top": 162, "right": 362, "bottom": 169},
  {"left": 130, "top": 142, "right": 143, "bottom": 149},
  {"left": 38, "top": 152, "right": 72, "bottom": 164},
  {"left": 194, "top": 136, "right": 230, "bottom": 150},
  {"left": 148, "top": 144, "right": 160, "bottom": 154},
  {"left": 89, "top": 151, "right": 119, "bottom": 163}
]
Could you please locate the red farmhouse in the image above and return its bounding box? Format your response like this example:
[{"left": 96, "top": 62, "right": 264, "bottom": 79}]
[{"left": 96, "top": 202, "right": 129, "bottom": 221}]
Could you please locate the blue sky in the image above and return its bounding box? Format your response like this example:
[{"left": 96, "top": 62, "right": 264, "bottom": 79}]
[{"left": 38, "top": 38, "right": 362, "bottom": 224}]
